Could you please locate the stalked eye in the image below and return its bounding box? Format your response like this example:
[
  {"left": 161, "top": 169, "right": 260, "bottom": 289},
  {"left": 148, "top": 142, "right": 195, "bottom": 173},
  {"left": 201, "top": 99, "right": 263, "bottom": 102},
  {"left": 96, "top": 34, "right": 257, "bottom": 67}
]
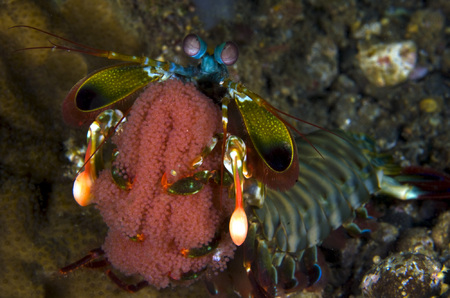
[
  {"left": 214, "top": 41, "right": 239, "bottom": 66},
  {"left": 183, "top": 34, "right": 207, "bottom": 59}
]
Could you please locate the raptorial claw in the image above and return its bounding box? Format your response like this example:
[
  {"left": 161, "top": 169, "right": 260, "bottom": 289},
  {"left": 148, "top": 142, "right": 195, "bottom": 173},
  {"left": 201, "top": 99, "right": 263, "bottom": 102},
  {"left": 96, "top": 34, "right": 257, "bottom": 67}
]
[
  {"left": 230, "top": 206, "right": 248, "bottom": 246},
  {"left": 224, "top": 135, "right": 249, "bottom": 246},
  {"left": 72, "top": 109, "right": 124, "bottom": 206},
  {"left": 73, "top": 169, "right": 94, "bottom": 206}
]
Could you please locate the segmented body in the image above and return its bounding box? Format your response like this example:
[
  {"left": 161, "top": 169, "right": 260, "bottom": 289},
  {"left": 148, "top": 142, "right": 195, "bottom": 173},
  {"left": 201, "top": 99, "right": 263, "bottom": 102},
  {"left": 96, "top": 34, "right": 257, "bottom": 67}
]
[{"left": 243, "top": 130, "right": 382, "bottom": 295}]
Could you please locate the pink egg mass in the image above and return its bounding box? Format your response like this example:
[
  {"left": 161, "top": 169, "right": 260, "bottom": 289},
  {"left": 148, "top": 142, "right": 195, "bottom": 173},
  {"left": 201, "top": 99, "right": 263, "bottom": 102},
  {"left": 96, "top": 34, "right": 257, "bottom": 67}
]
[{"left": 92, "top": 79, "right": 235, "bottom": 288}]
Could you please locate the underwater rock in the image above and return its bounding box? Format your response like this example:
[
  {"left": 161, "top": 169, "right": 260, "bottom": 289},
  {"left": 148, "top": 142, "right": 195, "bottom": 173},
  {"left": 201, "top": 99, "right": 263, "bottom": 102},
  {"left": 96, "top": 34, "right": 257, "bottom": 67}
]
[
  {"left": 302, "top": 37, "right": 338, "bottom": 93},
  {"left": 406, "top": 9, "right": 445, "bottom": 56},
  {"left": 352, "top": 21, "right": 382, "bottom": 40},
  {"left": 357, "top": 41, "right": 417, "bottom": 87},
  {"left": 419, "top": 97, "right": 443, "bottom": 113},
  {"left": 396, "top": 228, "right": 436, "bottom": 257},
  {"left": 361, "top": 252, "right": 444, "bottom": 298},
  {"left": 432, "top": 210, "right": 450, "bottom": 251}
]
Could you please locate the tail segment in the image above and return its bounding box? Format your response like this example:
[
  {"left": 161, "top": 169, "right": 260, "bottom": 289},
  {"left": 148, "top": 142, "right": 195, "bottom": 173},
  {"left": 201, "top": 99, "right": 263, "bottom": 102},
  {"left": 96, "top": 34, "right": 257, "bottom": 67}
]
[
  {"left": 347, "top": 132, "right": 450, "bottom": 200},
  {"left": 391, "top": 166, "right": 450, "bottom": 199}
]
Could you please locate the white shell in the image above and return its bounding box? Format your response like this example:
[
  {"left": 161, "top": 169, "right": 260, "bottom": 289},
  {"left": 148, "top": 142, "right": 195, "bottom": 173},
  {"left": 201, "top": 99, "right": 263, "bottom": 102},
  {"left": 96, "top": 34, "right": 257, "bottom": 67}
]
[{"left": 358, "top": 41, "right": 417, "bottom": 87}]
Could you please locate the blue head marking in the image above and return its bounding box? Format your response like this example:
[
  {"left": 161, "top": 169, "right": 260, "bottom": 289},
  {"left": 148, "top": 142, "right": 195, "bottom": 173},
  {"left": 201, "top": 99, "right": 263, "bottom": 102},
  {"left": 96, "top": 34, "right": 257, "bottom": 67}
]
[
  {"left": 182, "top": 34, "right": 239, "bottom": 83},
  {"left": 199, "top": 54, "right": 223, "bottom": 75}
]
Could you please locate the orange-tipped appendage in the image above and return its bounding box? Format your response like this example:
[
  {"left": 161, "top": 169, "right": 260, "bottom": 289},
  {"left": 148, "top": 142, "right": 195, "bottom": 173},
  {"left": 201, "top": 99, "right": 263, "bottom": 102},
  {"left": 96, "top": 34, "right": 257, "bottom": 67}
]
[
  {"left": 73, "top": 141, "right": 96, "bottom": 206},
  {"left": 229, "top": 155, "right": 248, "bottom": 246},
  {"left": 73, "top": 170, "right": 93, "bottom": 206},
  {"left": 230, "top": 206, "right": 248, "bottom": 246}
]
